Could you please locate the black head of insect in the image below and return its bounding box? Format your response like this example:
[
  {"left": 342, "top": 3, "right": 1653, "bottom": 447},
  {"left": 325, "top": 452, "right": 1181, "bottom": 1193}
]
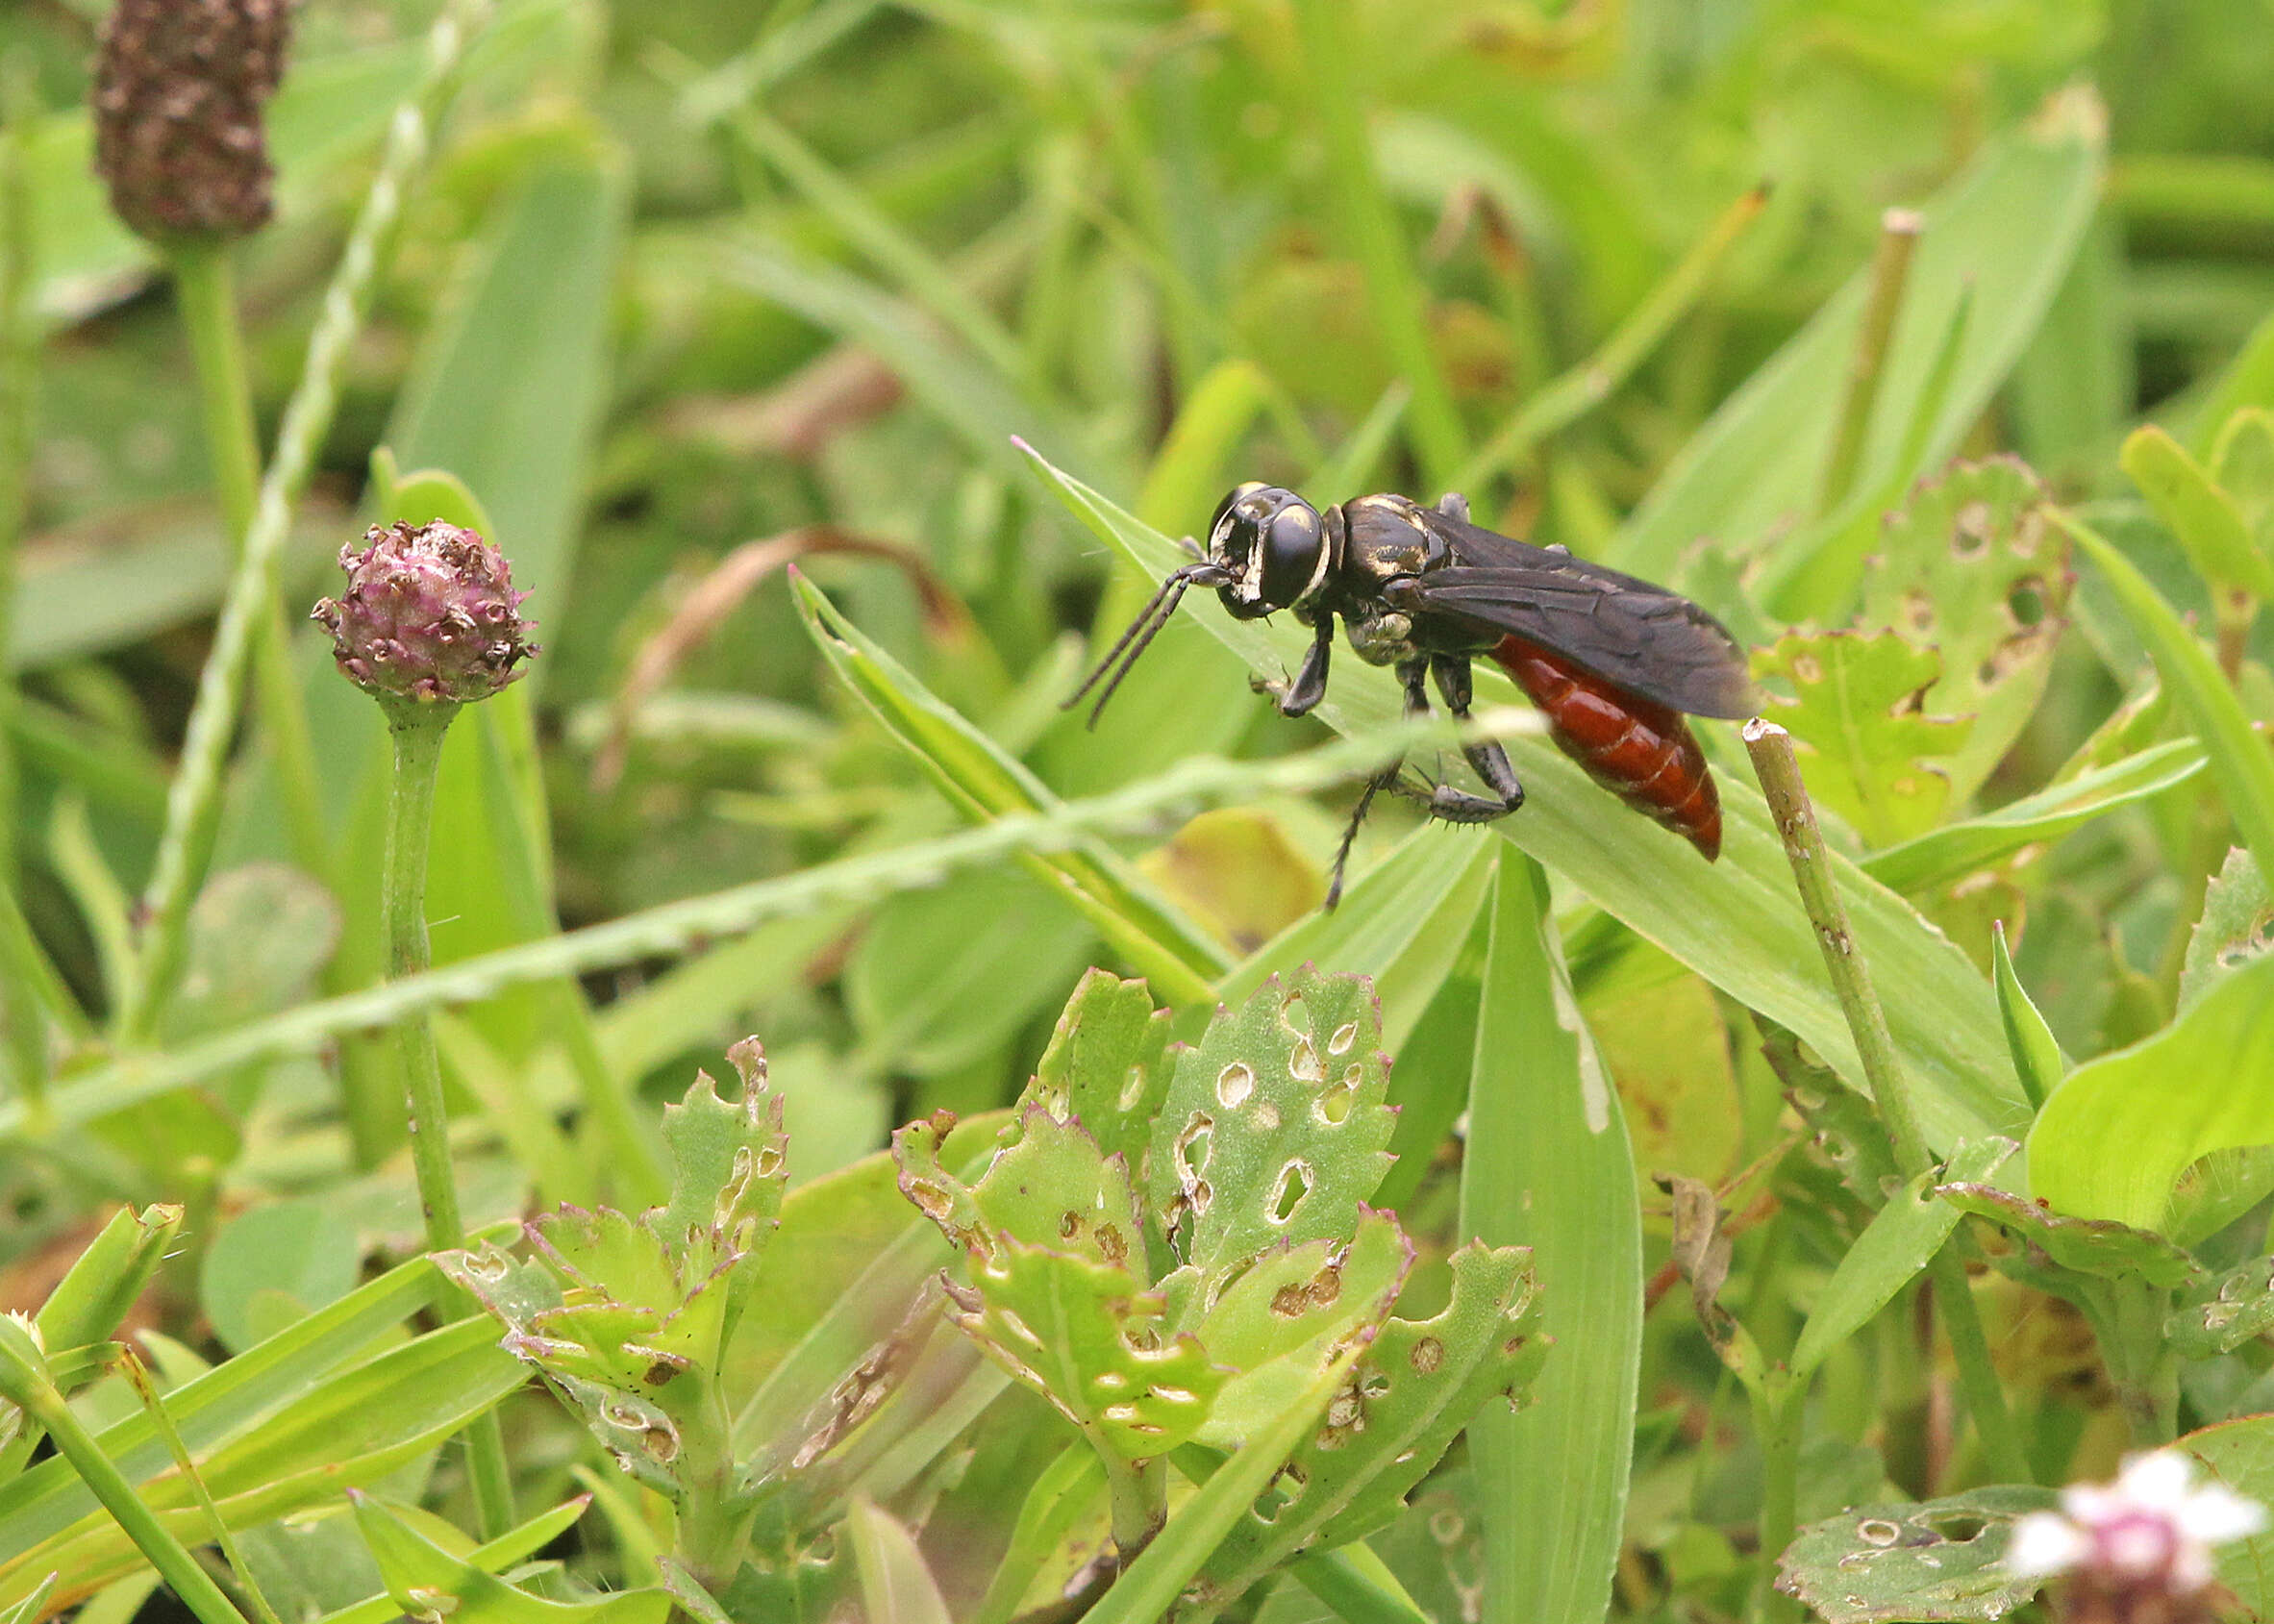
[{"left": 1064, "top": 483, "right": 1330, "bottom": 727}]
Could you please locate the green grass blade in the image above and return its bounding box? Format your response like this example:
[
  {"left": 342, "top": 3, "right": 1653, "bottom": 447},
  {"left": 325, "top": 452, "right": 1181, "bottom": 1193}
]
[
  {"left": 1461, "top": 854, "right": 1641, "bottom": 1624},
  {"left": 2056, "top": 511, "right": 2274, "bottom": 880},
  {"left": 1991, "top": 922, "right": 2064, "bottom": 1112}
]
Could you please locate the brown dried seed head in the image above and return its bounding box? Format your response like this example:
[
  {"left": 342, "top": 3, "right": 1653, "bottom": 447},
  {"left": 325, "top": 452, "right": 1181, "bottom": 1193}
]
[
  {"left": 92, "top": 0, "right": 292, "bottom": 242},
  {"left": 312, "top": 520, "right": 539, "bottom": 707}
]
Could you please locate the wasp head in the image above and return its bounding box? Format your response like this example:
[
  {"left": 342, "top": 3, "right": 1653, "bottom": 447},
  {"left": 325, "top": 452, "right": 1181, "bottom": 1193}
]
[{"left": 1207, "top": 483, "right": 1329, "bottom": 621}]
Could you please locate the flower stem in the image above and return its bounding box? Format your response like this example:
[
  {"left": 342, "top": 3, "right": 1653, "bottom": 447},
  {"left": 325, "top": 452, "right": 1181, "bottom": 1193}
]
[
  {"left": 379, "top": 695, "right": 515, "bottom": 1538},
  {"left": 118, "top": 0, "right": 489, "bottom": 1044},
  {"left": 1745, "top": 719, "right": 2033, "bottom": 1486}
]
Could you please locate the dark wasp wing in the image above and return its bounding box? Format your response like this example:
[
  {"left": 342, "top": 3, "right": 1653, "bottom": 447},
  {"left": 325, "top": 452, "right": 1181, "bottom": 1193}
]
[{"left": 1407, "top": 509, "right": 1758, "bottom": 719}]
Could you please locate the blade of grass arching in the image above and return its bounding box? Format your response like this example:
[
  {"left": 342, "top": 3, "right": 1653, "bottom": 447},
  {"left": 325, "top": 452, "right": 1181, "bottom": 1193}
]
[
  {"left": 302, "top": 1497, "right": 597, "bottom": 1624},
  {"left": 674, "top": 0, "right": 886, "bottom": 126},
  {"left": 792, "top": 572, "right": 1228, "bottom": 1002},
  {"left": 1020, "top": 445, "right": 2030, "bottom": 1153},
  {"left": 1461, "top": 853, "right": 1641, "bottom": 1624},
  {"left": 1453, "top": 183, "right": 1770, "bottom": 494},
  {"left": 115, "top": 0, "right": 494, "bottom": 1044},
  {"left": 2056, "top": 512, "right": 2274, "bottom": 880},
  {"left": 1860, "top": 739, "right": 2205, "bottom": 893},
  {"left": 1, "top": 715, "right": 1485, "bottom": 1140},
  {"left": 732, "top": 108, "right": 1033, "bottom": 390},
  {"left": 1288, "top": 0, "right": 1466, "bottom": 490},
  {"left": 1613, "top": 87, "right": 2104, "bottom": 582}
]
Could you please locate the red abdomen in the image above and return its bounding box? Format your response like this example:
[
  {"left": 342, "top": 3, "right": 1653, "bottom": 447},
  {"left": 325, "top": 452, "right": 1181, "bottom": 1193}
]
[{"left": 1489, "top": 635, "right": 1723, "bottom": 861}]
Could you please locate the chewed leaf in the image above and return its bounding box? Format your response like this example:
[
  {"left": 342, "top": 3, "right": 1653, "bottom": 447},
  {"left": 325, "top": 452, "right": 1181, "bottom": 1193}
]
[
  {"left": 2181, "top": 849, "right": 2274, "bottom": 1012},
  {"left": 1754, "top": 630, "right": 1971, "bottom": 845},
  {"left": 1193, "top": 1208, "right": 1413, "bottom": 1446},
  {"left": 1860, "top": 458, "right": 2071, "bottom": 804},
  {"left": 652, "top": 1039, "right": 790, "bottom": 1290},
  {"left": 1030, "top": 969, "right": 1174, "bottom": 1179},
  {"left": 970, "top": 1108, "right": 1147, "bottom": 1281},
  {"left": 948, "top": 1233, "right": 1226, "bottom": 1460},
  {"left": 1775, "top": 1487, "right": 2059, "bottom": 1624},
  {"left": 1196, "top": 1242, "right": 1545, "bottom": 1605},
  {"left": 530, "top": 1207, "right": 682, "bottom": 1310},
  {"left": 1935, "top": 1182, "right": 2200, "bottom": 1290},
  {"left": 1147, "top": 968, "right": 1396, "bottom": 1299},
  {"left": 2168, "top": 1255, "right": 2274, "bottom": 1359}
]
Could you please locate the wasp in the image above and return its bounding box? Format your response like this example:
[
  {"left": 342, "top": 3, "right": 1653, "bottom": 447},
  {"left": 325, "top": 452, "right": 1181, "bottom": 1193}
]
[{"left": 1069, "top": 484, "right": 1758, "bottom": 903}]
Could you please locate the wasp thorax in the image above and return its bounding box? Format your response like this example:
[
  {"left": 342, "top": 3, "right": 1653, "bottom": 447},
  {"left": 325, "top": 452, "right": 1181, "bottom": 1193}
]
[{"left": 1208, "top": 485, "right": 1329, "bottom": 620}]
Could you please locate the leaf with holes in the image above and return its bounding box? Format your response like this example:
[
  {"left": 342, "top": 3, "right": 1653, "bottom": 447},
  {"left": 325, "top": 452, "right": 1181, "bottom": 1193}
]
[
  {"left": 946, "top": 1233, "right": 1226, "bottom": 1460},
  {"left": 655, "top": 1038, "right": 790, "bottom": 1325},
  {"left": 1753, "top": 631, "right": 1973, "bottom": 846},
  {"left": 1146, "top": 968, "right": 1396, "bottom": 1305},
  {"left": 1028, "top": 970, "right": 1174, "bottom": 1200},
  {"left": 2182, "top": 850, "right": 2274, "bottom": 1012},
  {"left": 1195, "top": 1240, "right": 1545, "bottom": 1606},
  {"left": 2167, "top": 1255, "right": 2274, "bottom": 1359},
  {"left": 1775, "top": 1487, "right": 2060, "bottom": 1623},
  {"left": 895, "top": 1105, "right": 1148, "bottom": 1282},
  {"left": 1934, "top": 1183, "right": 2200, "bottom": 1290},
  {"left": 1858, "top": 459, "right": 2072, "bottom": 804},
  {"left": 1192, "top": 1207, "right": 1412, "bottom": 1447}
]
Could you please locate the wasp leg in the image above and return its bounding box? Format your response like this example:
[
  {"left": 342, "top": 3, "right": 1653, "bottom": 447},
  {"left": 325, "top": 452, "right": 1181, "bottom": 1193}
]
[
  {"left": 1325, "top": 654, "right": 1430, "bottom": 908},
  {"left": 1278, "top": 618, "right": 1334, "bottom": 717},
  {"left": 1418, "top": 650, "right": 1528, "bottom": 813},
  {"left": 1435, "top": 491, "right": 1471, "bottom": 523}
]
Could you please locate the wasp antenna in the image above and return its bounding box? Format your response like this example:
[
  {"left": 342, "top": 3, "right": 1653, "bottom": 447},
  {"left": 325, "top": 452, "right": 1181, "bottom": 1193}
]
[{"left": 1064, "top": 562, "right": 1228, "bottom": 725}]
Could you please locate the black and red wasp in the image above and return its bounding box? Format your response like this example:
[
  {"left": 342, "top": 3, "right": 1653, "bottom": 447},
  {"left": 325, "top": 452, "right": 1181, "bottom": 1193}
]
[{"left": 1068, "top": 484, "right": 1758, "bottom": 903}]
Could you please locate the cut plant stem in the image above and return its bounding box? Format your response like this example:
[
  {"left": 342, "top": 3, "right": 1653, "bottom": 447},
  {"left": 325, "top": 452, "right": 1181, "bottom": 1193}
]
[
  {"left": 1817, "top": 209, "right": 1922, "bottom": 516},
  {"left": 379, "top": 696, "right": 515, "bottom": 1538},
  {"left": 1744, "top": 718, "right": 2033, "bottom": 1486}
]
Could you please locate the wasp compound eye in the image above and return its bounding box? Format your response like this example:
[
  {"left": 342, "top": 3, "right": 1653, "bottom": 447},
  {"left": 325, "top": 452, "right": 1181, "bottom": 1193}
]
[{"left": 1210, "top": 486, "right": 1322, "bottom": 620}]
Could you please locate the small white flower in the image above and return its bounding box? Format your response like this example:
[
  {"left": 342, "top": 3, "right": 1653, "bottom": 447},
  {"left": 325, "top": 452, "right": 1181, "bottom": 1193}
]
[{"left": 2005, "top": 1450, "right": 2268, "bottom": 1596}]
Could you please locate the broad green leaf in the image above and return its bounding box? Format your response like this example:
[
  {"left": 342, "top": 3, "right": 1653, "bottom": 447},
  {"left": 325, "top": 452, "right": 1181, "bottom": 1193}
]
[
  {"left": 1774, "top": 1487, "right": 2059, "bottom": 1624},
  {"left": 2181, "top": 849, "right": 2274, "bottom": 1011},
  {"left": 2184, "top": 1414, "right": 2274, "bottom": 1617},
  {"left": 792, "top": 571, "right": 1227, "bottom": 1004},
  {"left": 2027, "top": 951, "right": 2274, "bottom": 1234},
  {"left": 1198, "top": 1242, "right": 1545, "bottom": 1607},
  {"left": 1614, "top": 88, "right": 2104, "bottom": 583},
  {"left": 1861, "top": 739, "right": 2205, "bottom": 893},
  {"left": 1936, "top": 1183, "right": 2200, "bottom": 1289},
  {"left": 1990, "top": 926, "right": 2063, "bottom": 1111},
  {"left": 1147, "top": 969, "right": 1395, "bottom": 1304},
  {"left": 2120, "top": 425, "right": 2274, "bottom": 598},
  {"left": 350, "top": 1492, "right": 669, "bottom": 1624},
  {"left": 1029, "top": 969, "right": 1174, "bottom": 1177},
  {"left": 199, "top": 1198, "right": 363, "bottom": 1357},
  {"left": 845, "top": 1498, "right": 954, "bottom": 1624},
  {"left": 1857, "top": 459, "right": 2072, "bottom": 804},
  {"left": 2167, "top": 1256, "right": 2274, "bottom": 1359},
  {"left": 162, "top": 864, "right": 339, "bottom": 1044},
  {"left": 1790, "top": 1137, "right": 2016, "bottom": 1379},
  {"left": 1753, "top": 631, "right": 1969, "bottom": 845},
  {"left": 967, "top": 1110, "right": 1148, "bottom": 1282},
  {"left": 1460, "top": 856, "right": 1640, "bottom": 1624},
  {"left": 1021, "top": 446, "right": 2027, "bottom": 1158},
  {"left": 2060, "top": 512, "right": 2274, "bottom": 884}
]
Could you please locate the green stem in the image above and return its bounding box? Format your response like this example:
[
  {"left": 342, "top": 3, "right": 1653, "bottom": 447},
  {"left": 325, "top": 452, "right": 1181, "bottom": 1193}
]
[
  {"left": 1817, "top": 209, "right": 1921, "bottom": 516},
  {"left": 1099, "top": 1445, "right": 1165, "bottom": 1560},
  {"left": 119, "top": 1351, "right": 284, "bottom": 1624},
  {"left": 0, "top": 56, "right": 45, "bottom": 1109},
  {"left": 2106, "top": 1280, "right": 2181, "bottom": 1446},
  {"left": 0, "top": 1325, "right": 251, "bottom": 1624},
  {"left": 118, "top": 0, "right": 489, "bottom": 1044},
  {"left": 1745, "top": 719, "right": 2033, "bottom": 1486},
  {"left": 379, "top": 696, "right": 515, "bottom": 1539},
  {"left": 1750, "top": 1376, "right": 1803, "bottom": 1624}
]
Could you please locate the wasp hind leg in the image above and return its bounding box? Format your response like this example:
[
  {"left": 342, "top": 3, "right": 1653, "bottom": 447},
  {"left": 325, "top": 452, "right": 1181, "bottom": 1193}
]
[{"left": 1394, "top": 654, "right": 1524, "bottom": 822}]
